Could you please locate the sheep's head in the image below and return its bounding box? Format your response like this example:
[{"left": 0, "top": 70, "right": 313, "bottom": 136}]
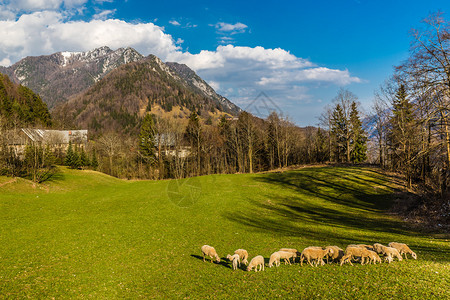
[
  {"left": 226, "top": 254, "right": 232, "bottom": 260},
  {"left": 327, "top": 248, "right": 335, "bottom": 256},
  {"left": 215, "top": 255, "right": 221, "bottom": 263},
  {"left": 373, "top": 243, "right": 383, "bottom": 253},
  {"left": 246, "top": 266, "right": 251, "bottom": 272}
]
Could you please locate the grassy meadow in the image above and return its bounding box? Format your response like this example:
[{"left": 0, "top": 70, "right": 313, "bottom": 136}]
[{"left": 0, "top": 166, "right": 448, "bottom": 299}]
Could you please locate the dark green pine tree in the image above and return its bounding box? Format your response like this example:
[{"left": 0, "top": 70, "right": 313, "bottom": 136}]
[
  {"left": 186, "top": 111, "right": 202, "bottom": 174},
  {"left": 80, "top": 147, "right": 90, "bottom": 167},
  {"left": 71, "top": 148, "right": 81, "bottom": 169},
  {"left": 139, "top": 113, "right": 156, "bottom": 163},
  {"left": 349, "top": 101, "right": 367, "bottom": 163},
  {"left": 65, "top": 141, "right": 75, "bottom": 167},
  {"left": 90, "top": 149, "right": 99, "bottom": 170},
  {"left": 389, "top": 84, "right": 415, "bottom": 187},
  {"left": 331, "top": 104, "right": 347, "bottom": 163}
]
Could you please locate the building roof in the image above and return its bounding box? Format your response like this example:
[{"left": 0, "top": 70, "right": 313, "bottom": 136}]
[{"left": 21, "top": 129, "right": 88, "bottom": 144}]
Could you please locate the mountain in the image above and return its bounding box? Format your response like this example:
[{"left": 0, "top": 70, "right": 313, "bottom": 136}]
[
  {"left": 0, "top": 73, "right": 51, "bottom": 127},
  {"left": 53, "top": 55, "right": 240, "bottom": 135},
  {"left": 0, "top": 46, "right": 144, "bottom": 108},
  {"left": 166, "top": 62, "right": 240, "bottom": 115}
]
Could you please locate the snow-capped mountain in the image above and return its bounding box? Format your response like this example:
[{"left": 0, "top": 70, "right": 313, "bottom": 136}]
[{"left": 0, "top": 46, "right": 144, "bottom": 108}]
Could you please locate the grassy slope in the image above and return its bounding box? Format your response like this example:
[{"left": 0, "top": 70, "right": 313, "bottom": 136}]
[{"left": 0, "top": 166, "right": 448, "bottom": 299}]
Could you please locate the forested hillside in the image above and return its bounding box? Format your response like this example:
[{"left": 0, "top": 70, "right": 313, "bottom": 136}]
[
  {"left": 0, "top": 73, "right": 51, "bottom": 128},
  {"left": 0, "top": 47, "right": 144, "bottom": 108},
  {"left": 53, "top": 55, "right": 237, "bottom": 135}
]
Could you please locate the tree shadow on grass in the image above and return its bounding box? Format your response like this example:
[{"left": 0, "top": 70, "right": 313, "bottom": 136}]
[{"left": 224, "top": 166, "right": 449, "bottom": 261}]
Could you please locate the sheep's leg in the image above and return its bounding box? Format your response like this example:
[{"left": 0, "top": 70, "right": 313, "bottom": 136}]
[
  {"left": 307, "top": 258, "right": 314, "bottom": 267},
  {"left": 262, "top": 263, "right": 265, "bottom": 271},
  {"left": 202, "top": 253, "right": 206, "bottom": 262}
]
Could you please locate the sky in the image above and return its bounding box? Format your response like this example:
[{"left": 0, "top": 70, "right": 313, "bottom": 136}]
[{"left": 0, "top": 0, "right": 449, "bottom": 126}]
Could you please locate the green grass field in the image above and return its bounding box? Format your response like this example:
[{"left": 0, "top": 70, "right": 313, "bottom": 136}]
[{"left": 0, "top": 166, "right": 448, "bottom": 299}]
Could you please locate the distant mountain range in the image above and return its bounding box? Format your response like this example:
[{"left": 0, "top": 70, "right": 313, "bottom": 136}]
[
  {"left": 0, "top": 46, "right": 241, "bottom": 134},
  {"left": 50, "top": 52, "right": 241, "bottom": 135},
  {"left": 0, "top": 46, "right": 240, "bottom": 113},
  {"left": 0, "top": 46, "right": 144, "bottom": 108}
]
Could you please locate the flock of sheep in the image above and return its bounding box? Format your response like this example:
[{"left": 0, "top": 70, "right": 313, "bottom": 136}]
[{"left": 201, "top": 242, "right": 417, "bottom": 272}]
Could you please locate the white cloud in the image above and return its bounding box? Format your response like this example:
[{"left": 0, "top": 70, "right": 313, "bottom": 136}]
[
  {"left": 208, "top": 81, "right": 220, "bottom": 91},
  {"left": 92, "top": 9, "right": 115, "bottom": 20},
  {"left": 0, "top": 11, "right": 179, "bottom": 65},
  {"left": 0, "top": 57, "right": 11, "bottom": 66},
  {"left": 169, "top": 20, "right": 180, "bottom": 26},
  {"left": 3, "top": 0, "right": 88, "bottom": 13},
  {"left": 215, "top": 22, "right": 247, "bottom": 33}
]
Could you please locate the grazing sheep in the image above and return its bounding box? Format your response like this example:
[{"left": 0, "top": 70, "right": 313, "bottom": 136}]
[
  {"left": 234, "top": 249, "right": 249, "bottom": 265},
  {"left": 383, "top": 246, "right": 403, "bottom": 262},
  {"left": 226, "top": 254, "right": 241, "bottom": 270},
  {"left": 340, "top": 246, "right": 371, "bottom": 266},
  {"left": 373, "top": 243, "right": 387, "bottom": 255},
  {"left": 367, "top": 250, "right": 381, "bottom": 264},
  {"left": 300, "top": 247, "right": 333, "bottom": 267},
  {"left": 247, "top": 255, "right": 265, "bottom": 272},
  {"left": 278, "top": 250, "right": 297, "bottom": 265},
  {"left": 353, "top": 244, "right": 375, "bottom": 251},
  {"left": 201, "top": 245, "right": 220, "bottom": 263},
  {"left": 269, "top": 252, "right": 281, "bottom": 268},
  {"left": 384, "top": 255, "right": 393, "bottom": 264},
  {"left": 373, "top": 243, "right": 403, "bottom": 262},
  {"left": 324, "top": 246, "right": 344, "bottom": 263},
  {"left": 388, "top": 242, "right": 417, "bottom": 260},
  {"left": 279, "top": 248, "right": 300, "bottom": 263}
]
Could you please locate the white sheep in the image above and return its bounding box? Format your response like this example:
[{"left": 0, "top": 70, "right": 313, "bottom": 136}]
[
  {"left": 367, "top": 250, "right": 381, "bottom": 264},
  {"left": 324, "top": 246, "right": 344, "bottom": 263},
  {"left": 352, "top": 244, "right": 375, "bottom": 251},
  {"left": 279, "top": 248, "right": 300, "bottom": 263},
  {"left": 269, "top": 252, "right": 281, "bottom": 268},
  {"left": 388, "top": 242, "right": 417, "bottom": 260},
  {"left": 201, "top": 245, "right": 220, "bottom": 263},
  {"left": 383, "top": 246, "right": 403, "bottom": 262},
  {"left": 340, "top": 245, "right": 371, "bottom": 266},
  {"left": 300, "top": 247, "right": 333, "bottom": 267},
  {"left": 373, "top": 243, "right": 403, "bottom": 262},
  {"left": 384, "top": 255, "right": 393, "bottom": 264},
  {"left": 234, "top": 249, "right": 249, "bottom": 265},
  {"left": 373, "top": 243, "right": 387, "bottom": 255},
  {"left": 247, "top": 255, "right": 265, "bottom": 272},
  {"left": 277, "top": 250, "right": 297, "bottom": 265},
  {"left": 226, "top": 254, "right": 241, "bottom": 270}
]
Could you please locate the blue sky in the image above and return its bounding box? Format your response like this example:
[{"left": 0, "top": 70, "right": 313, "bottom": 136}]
[{"left": 0, "top": 0, "right": 449, "bottom": 126}]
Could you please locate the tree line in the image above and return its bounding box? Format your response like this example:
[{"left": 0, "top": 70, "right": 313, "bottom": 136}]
[{"left": 369, "top": 12, "right": 449, "bottom": 197}]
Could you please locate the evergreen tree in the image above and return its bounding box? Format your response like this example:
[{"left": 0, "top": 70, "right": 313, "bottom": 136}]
[
  {"left": 72, "top": 150, "right": 81, "bottom": 169},
  {"left": 65, "top": 141, "right": 75, "bottom": 167},
  {"left": 330, "top": 104, "right": 347, "bottom": 162},
  {"left": 80, "top": 147, "right": 90, "bottom": 167},
  {"left": 388, "top": 84, "right": 416, "bottom": 187},
  {"left": 185, "top": 111, "right": 202, "bottom": 174},
  {"left": 90, "top": 149, "right": 99, "bottom": 170},
  {"left": 139, "top": 113, "right": 156, "bottom": 163},
  {"left": 349, "top": 101, "right": 367, "bottom": 163}
]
